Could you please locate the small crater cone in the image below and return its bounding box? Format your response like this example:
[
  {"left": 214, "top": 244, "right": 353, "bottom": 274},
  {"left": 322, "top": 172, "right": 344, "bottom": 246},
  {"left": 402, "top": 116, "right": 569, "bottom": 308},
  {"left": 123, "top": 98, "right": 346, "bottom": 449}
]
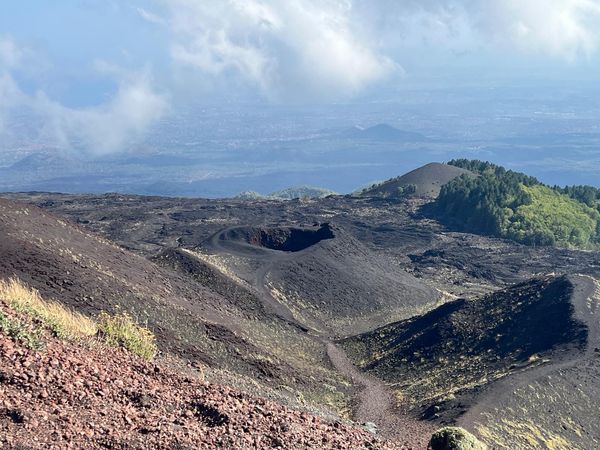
[{"left": 427, "top": 427, "right": 487, "bottom": 450}]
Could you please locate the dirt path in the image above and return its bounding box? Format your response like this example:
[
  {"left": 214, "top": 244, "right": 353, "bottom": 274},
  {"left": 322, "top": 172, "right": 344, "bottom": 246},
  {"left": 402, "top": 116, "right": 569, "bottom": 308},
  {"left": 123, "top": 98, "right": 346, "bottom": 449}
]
[
  {"left": 326, "top": 341, "right": 434, "bottom": 448},
  {"left": 204, "top": 227, "right": 434, "bottom": 447}
]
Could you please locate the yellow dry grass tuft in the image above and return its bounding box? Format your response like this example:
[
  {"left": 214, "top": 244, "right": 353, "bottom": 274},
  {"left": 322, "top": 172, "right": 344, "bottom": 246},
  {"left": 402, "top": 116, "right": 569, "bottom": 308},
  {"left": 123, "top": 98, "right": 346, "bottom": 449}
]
[
  {"left": 0, "top": 277, "right": 156, "bottom": 360},
  {"left": 97, "top": 310, "right": 157, "bottom": 361},
  {"left": 0, "top": 277, "right": 97, "bottom": 340}
]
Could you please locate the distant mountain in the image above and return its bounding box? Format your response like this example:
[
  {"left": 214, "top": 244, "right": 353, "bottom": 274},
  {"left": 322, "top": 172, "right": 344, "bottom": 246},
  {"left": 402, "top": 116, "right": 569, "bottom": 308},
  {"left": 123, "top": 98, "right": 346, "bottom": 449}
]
[
  {"left": 359, "top": 162, "right": 474, "bottom": 199},
  {"left": 341, "top": 124, "right": 428, "bottom": 142},
  {"left": 235, "top": 185, "right": 338, "bottom": 201},
  {"left": 269, "top": 185, "right": 338, "bottom": 199},
  {"left": 9, "top": 152, "right": 79, "bottom": 172}
]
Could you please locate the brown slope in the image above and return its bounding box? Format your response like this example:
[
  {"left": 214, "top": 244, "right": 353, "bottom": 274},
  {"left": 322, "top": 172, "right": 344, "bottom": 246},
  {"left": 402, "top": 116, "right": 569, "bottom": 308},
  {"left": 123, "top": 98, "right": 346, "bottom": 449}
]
[
  {"left": 0, "top": 305, "right": 401, "bottom": 450},
  {"left": 0, "top": 199, "right": 345, "bottom": 408},
  {"left": 361, "top": 162, "right": 474, "bottom": 199},
  {"left": 0, "top": 198, "right": 247, "bottom": 367}
]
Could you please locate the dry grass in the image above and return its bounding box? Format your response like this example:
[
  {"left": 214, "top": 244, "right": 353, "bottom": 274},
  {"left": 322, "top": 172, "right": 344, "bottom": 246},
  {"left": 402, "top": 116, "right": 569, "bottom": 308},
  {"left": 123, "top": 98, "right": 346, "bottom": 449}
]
[
  {"left": 0, "top": 277, "right": 156, "bottom": 360},
  {"left": 97, "top": 310, "right": 157, "bottom": 361},
  {"left": 0, "top": 277, "right": 97, "bottom": 340}
]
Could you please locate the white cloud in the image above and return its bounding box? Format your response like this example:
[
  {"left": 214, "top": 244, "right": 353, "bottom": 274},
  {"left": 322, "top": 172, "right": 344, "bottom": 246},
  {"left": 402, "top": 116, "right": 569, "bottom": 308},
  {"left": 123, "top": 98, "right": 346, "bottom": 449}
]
[
  {"left": 137, "top": 7, "right": 166, "bottom": 26},
  {"left": 0, "top": 72, "right": 23, "bottom": 135},
  {"left": 0, "top": 37, "right": 168, "bottom": 154},
  {"left": 0, "top": 36, "right": 25, "bottom": 69},
  {"left": 478, "top": 0, "right": 600, "bottom": 60},
  {"left": 361, "top": 0, "right": 600, "bottom": 60},
  {"left": 155, "top": 0, "right": 600, "bottom": 99},
  {"left": 35, "top": 69, "right": 169, "bottom": 155},
  {"left": 0, "top": 37, "right": 27, "bottom": 135},
  {"left": 163, "top": 0, "right": 398, "bottom": 99}
]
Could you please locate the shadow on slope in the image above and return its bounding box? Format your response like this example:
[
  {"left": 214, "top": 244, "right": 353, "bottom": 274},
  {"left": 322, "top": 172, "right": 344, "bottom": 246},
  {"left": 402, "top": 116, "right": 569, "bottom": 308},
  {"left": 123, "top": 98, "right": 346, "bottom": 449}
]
[
  {"left": 222, "top": 223, "right": 335, "bottom": 252},
  {"left": 340, "top": 275, "right": 589, "bottom": 421}
]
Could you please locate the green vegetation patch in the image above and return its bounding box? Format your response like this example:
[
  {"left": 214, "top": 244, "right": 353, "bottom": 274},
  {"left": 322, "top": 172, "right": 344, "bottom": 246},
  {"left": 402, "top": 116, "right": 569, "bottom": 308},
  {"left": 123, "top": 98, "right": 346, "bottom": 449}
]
[
  {"left": 358, "top": 181, "right": 417, "bottom": 199},
  {"left": 508, "top": 185, "right": 600, "bottom": 248},
  {"left": 0, "top": 277, "right": 97, "bottom": 341},
  {"left": 436, "top": 159, "right": 600, "bottom": 249},
  {"left": 0, "top": 277, "right": 157, "bottom": 360},
  {"left": 0, "top": 309, "right": 43, "bottom": 350},
  {"left": 97, "top": 311, "right": 157, "bottom": 361}
]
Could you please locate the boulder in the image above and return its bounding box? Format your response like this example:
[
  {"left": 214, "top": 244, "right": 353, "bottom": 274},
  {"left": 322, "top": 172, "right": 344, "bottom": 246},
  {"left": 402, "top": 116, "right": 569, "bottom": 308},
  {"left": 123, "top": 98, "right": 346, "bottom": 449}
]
[{"left": 427, "top": 427, "right": 487, "bottom": 450}]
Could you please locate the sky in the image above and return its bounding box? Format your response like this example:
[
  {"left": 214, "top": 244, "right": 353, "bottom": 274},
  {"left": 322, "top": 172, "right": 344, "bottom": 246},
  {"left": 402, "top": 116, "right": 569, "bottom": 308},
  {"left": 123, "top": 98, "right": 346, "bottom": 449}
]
[{"left": 2, "top": 0, "right": 600, "bottom": 156}]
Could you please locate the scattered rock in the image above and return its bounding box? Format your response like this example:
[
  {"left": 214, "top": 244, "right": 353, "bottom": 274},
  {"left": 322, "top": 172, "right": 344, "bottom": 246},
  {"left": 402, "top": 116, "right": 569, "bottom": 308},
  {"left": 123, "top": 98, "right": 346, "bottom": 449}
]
[
  {"left": 0, "top": 313, "right": 400, "bottom": 449},
  {"left": 363, "top": 422, "right": 379, "bottom": 434}
]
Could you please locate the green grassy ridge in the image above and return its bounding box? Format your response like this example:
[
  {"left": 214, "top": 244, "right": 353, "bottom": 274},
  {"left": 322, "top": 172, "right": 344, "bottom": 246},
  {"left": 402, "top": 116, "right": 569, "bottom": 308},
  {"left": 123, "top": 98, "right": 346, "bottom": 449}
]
[
  {"left": 437, "top": 160, "right": 600, "bottom": 249},
  {"left": 508, "top": 185, "right": 600, "bottom": 248}
]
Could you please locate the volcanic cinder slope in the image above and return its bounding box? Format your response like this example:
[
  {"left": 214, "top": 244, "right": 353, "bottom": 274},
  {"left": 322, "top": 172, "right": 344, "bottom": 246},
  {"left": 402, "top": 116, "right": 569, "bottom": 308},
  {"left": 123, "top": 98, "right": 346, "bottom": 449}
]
[
  {"left": 0, "top": 198, "right": 353, "bottom": 414},
  {"left": 341, "top": 274, "right": 600, "bottom": 449},
  {"left": 201, "top": 223, "right": 438, "bottom": 336},
  {"left": 3, "top": 162, "right": 600, "bottom": 449},
  {"left": 0, "top": 302, "right": 397, "bottom": 450},
  {"left": 360, "top": 162, "right": 474, "bottom": 198}
]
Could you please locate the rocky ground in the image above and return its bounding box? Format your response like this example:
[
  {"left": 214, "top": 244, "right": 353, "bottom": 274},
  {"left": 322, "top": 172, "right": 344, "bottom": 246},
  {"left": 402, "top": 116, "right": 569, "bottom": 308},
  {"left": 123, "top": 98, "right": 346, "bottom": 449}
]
[{"left": 0, "top": 305, "right": 409, "bottom": 450}]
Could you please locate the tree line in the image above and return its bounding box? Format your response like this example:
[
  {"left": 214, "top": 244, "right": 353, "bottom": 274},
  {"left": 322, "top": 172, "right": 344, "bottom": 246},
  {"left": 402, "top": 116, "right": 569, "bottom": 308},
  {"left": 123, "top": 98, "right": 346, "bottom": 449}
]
[{"left": 435, "top": 159, "right": 600, "bottom": 248}]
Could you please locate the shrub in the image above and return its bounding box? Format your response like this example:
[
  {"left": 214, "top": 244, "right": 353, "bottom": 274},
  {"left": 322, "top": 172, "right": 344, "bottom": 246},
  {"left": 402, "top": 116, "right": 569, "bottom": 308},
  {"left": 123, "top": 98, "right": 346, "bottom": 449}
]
[
  {"left": 0, "top": 277, "right": 157, "bottom": 360},
  {"left": 97, "top": 311, "right": 157, "bottom": 360},
  {"left": 0, "top": 310, "right": 43, "bottom": 350}
]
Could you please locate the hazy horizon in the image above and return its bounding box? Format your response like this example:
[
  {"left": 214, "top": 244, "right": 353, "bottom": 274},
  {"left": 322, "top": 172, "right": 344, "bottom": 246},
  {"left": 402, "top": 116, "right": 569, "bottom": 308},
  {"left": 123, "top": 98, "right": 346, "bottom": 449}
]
[{"left": 2, "top": 1, "right": 600, "bottom": 196}]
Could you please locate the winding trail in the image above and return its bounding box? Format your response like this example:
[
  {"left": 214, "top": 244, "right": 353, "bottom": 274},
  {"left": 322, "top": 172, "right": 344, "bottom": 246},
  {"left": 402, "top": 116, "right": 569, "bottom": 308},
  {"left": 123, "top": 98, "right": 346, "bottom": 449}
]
[
  {"left": 460, "top": 274, "right": 600, "bottom": 431},
  {"left": 325, "top": 341, "right": 434, "bottom": 447},
  {"left": 203, "top": 227, "right": 434, "bottom": 447}
]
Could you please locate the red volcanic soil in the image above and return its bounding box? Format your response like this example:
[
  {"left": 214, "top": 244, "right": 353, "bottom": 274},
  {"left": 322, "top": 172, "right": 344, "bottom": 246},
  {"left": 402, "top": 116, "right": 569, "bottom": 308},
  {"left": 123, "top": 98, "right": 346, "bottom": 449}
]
[{"left": 0, "top": 307, "right": 408, "bottom": 450}]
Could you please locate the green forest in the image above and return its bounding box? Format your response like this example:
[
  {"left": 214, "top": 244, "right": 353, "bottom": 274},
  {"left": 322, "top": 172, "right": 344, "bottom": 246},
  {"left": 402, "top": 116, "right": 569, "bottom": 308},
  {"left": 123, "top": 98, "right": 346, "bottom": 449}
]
[{"left": 436, "top": 159, "right": 600, "bottom": 249}]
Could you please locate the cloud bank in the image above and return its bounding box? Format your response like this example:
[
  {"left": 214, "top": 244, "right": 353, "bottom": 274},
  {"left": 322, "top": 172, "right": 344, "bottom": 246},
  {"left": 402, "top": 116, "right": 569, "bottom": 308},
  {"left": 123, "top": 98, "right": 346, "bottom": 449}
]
[
  {"left": 0, "top": 37, "right": 168, "bottom": 155},
  {"left": 4, "top": 1, "right": 600, "bottom": 154},
  {"left": 401, "top": 0, "right": 600, "bottom": 60},
  {"left": 153, "top": 0, "right": 600, "bottom": 98},
  {"left": 161, "top": 0, "right": 398, "bottom": 99},
  {"left": 36, "top": 69, "right": 169, "bottom": 155}
]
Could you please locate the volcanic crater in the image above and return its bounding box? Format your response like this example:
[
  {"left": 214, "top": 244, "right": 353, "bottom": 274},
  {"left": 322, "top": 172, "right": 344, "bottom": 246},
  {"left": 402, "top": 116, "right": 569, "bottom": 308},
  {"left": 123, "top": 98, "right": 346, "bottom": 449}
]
[{"left": 221, "top": 223, "right": 335, "bottom": 252}]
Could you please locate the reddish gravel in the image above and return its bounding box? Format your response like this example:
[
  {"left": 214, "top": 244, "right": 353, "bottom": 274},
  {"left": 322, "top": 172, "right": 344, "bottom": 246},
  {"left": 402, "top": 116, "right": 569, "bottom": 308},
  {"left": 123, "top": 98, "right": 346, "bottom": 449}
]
[{"left": 0, "top": 309, "right": 407, "bottom": 450}]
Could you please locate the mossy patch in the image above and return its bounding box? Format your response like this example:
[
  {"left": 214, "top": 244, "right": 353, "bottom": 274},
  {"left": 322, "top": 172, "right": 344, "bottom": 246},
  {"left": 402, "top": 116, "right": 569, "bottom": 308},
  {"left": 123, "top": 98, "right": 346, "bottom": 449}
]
[{"left": 428, "top": 427, "right": 487, "bottom": 450}]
